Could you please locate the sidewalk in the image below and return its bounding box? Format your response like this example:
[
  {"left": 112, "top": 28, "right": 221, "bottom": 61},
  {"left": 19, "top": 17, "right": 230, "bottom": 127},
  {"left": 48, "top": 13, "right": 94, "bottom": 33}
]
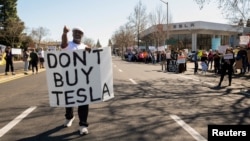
[{"left": 0, "top": 68, "right": 46, "bottom": 83}]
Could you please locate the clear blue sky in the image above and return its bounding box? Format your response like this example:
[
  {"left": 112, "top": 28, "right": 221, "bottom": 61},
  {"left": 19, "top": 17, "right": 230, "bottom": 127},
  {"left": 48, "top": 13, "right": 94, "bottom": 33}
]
[{"left": 17, "top": 0, "right": 227, "bottom": 46}]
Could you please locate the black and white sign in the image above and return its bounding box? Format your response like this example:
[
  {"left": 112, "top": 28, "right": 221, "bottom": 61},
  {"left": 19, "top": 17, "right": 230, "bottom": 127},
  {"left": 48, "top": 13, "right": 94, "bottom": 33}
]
[{"left": 44, "top": 47, "right": 114, "bottom": 107}]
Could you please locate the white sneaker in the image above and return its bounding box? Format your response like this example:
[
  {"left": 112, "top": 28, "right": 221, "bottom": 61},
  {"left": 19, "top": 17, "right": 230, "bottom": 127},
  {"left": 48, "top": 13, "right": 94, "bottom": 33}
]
[
  {"left": 79, "top": 126, "right": 89, "bottom": 135},
  {"left": 63, "top": 116, "right": 75, "bottom": 127}
]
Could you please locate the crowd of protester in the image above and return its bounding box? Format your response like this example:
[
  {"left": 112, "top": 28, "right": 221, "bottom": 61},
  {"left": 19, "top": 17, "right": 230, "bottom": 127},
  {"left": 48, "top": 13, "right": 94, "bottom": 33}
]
[
  {"left": 120, "top": 46, "right": 250, "bottom": 78},
  {"left": 123, "top": 49, "right": 188, "bottom": 73}
]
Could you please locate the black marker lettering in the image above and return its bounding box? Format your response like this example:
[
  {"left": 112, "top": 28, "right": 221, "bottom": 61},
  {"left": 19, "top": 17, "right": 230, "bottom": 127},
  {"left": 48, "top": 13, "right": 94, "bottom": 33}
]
[
  {"left": 89, "top": 87, "right": 101, "bottom": 102},
  {"left": 65, "top": 90, "right": 75, "bottom": 105},
  {"left": 53, "top": 72, "right": 63, "bottom": 87},
  {"left": 73, "top": 51, "right": 86, "bottom": 66},
  {"left": 93, "top": 49, "right": 103, "bottom": 64},
  {"left": 76, "top": 88, "right": 87, "bottom": 103},
  {"left": 65, "top": 69, "right": 78, "bottom": 86},
  {"left": 81, "top": 67, "right": 93, "bottom": 84},
  {"left": 51, "top": 91, "right": 63, "bottom": 105},
  {"left": 59, "top": 53, "right": 70, "bottom": 68},
  {"left": 47, "top": 53, "right": 57, "bottom": 68}
]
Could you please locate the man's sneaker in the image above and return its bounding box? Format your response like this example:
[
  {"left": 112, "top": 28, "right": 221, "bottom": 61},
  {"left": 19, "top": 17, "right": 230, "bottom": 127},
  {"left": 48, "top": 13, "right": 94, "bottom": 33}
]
[
  {"left": 79, "top": 126, "right": 89, "bottom": 135},
  {"left": 63, "top": 116, "right": 75, "bottom": 127}
]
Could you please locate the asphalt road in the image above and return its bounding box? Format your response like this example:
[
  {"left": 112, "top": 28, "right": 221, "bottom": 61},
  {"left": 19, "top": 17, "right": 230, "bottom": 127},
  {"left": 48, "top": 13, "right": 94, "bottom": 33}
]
[{"left": 0, "top": 57, "right": 250, "bottom": 141}]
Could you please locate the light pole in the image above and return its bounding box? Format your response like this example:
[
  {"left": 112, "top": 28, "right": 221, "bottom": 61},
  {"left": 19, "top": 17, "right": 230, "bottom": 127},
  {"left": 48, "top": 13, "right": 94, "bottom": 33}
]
[
  {"left": 160, "top": 0, "right": 168, "bottom": 26},
  {"left": 160, "top": 0, "right": 169, "bottom": 46}
]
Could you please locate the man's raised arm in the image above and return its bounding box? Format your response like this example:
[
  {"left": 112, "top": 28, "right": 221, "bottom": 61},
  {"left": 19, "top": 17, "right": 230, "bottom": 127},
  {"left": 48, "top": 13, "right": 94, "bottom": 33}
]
[{"left": 61, "top": 26, "right": 69, "bottom": 49}]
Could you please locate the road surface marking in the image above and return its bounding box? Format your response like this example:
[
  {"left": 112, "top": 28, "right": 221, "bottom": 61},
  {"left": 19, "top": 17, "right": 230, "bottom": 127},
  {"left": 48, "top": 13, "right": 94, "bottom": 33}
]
[
  {"left": 129, "top": 78, "right": 137, "bottom": 84},
  {"left": 177, "top": 75, "right": 215, "bottom": 86},
  {"left": 170, "top": 114, "right": 207, "bottom": 141},
  {"left": 0, "top": 106, "right": 37, "bottom": 138}
]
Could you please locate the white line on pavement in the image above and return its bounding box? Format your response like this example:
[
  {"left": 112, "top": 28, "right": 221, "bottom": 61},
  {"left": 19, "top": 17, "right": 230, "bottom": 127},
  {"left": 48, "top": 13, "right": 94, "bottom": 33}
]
[
  {"left": 177, "top": 75, "right": 215, "bottom": 86},
  {"left": 170, "top": 114, "right": 207, "bottom": 141},
  {"left": 129, "top": 78, "right": 137, "bottom": 84},
  {"left": 0, "top": 106, "right": 37, "bottom": 138}
]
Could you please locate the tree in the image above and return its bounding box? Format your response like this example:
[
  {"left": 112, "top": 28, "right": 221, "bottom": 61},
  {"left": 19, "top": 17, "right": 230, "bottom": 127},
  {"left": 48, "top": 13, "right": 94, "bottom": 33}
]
[
  {"left": 83, "top": 37, "right": 95, "bottom": 47},
  {"left": 112, "top": 24, "right": 135, "bottom": 59},
  {"left": 0, "top": 18, "right": 24, "bottom": 47},
  {"left": 108, "top": 39, "right": 112, "bottom": 47},
  {"left": 0, "top": 0, "right": 24, "bottom": 47},
  {"left": 128, "top": 0, "right": 148, "bottom": 47},
  {"left": 194, "top": 0, "right": 250, "bottom": 25},
  {"left": 0, "top": 0, "right": 18, "bottom": 28},
  {"left": 96, "top": 39, "right": 102, "bottom": 48},
  {"left": 148, "top": 5, "right": 169, "bottom": 47},
  {"left": 20, "top": 34, "right": 34, "bottom": 49},
  {"left": 30, "top": 27, "right": 49, "bottom": 48}
]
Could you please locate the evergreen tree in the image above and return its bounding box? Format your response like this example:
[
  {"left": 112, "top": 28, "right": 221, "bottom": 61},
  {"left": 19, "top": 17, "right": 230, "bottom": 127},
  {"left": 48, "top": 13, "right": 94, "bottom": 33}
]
[
  {"left": 0, "top": 0, "right": 24, "bottom": 47},
  {"left": 96, "top": 39, "right": 102, "bottom": 48},
  {"left": 0, "top": 0, "right": 18, "bottom": 28},
  {"left": 108, "top": 39, "right": 112, "bottom": 47}
]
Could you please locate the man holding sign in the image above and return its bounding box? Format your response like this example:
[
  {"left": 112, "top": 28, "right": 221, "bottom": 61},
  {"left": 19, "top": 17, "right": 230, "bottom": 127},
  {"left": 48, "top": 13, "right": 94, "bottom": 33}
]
[
  {"left": 60, "top": 26, "right": 91, "bottom": 135},
  {"left": 45, "top": 26, "right": 114, "bottom": 135},
  {"left": 217, "top": 48, "right": 235, "bottom": 88}
]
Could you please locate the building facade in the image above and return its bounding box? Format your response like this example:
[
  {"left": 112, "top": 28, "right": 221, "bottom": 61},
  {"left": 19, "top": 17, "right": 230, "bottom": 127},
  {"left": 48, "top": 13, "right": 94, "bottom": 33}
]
[{"left": 140, "top": 21, "right": 244, "bottom": 51}]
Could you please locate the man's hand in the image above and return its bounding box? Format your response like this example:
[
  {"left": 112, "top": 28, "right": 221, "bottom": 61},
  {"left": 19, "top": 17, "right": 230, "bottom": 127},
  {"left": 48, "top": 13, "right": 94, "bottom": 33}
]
[
  {"left": 63, "top": 26, "right": 69, "bottom": 34},
  {"left": 85, "top": 47, "right": 91, "bottom": 53},
  {"left": 61, "top": 26, "right": 69, "bottom": 48}
]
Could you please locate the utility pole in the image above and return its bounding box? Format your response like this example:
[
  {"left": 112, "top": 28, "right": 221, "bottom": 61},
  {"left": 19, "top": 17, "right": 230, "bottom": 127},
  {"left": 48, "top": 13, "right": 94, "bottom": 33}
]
[
  {"left": 160, "top": 0, "right": 168, "bottom": 26},
  {"left": 160, "top": 0, "right": 169, "bottom": 42}
]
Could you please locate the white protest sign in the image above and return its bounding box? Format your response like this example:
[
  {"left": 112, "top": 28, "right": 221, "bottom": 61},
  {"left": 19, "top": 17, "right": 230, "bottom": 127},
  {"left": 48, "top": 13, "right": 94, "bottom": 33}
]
[
  {"left": 239, "top": 36, "right": 250, "bottom": 45},
  {"left": 48, "top": 46, "right": 57, "bottom": 51},
  {"left": 11, "top": 48, "right": 22, "bottom": 55},
  {"left": 157, "top": 46, "right": 165, "bottom": 51},
  {"left": 218, "top": 46, "right": 228, "bottom": 54},
  {"left": 223, "top": 53, "right": 234, "bottom": 59},
  {"left": 177, "top": 56, "right": 186, "bottom": 64},
  {"left": 148, "top": 46, "right": 156, "bottom": 51},
  {"left": 44, "top": 46, "right": 114, "bottom": 107}
]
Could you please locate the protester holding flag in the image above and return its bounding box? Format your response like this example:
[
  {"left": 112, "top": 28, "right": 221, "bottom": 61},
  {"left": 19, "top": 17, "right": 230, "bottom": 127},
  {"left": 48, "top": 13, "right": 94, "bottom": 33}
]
[{"left": 61, "top": 25, "right": 91, "bottom": 135}]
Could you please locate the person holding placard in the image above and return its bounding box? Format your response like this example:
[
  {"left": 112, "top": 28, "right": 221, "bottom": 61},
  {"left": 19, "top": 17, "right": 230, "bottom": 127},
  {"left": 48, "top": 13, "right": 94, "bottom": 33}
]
[
  {"left": 61, "top": 25, "right": 91, "bottom": 135},
  {"left": 217, "top": 48, "right": 235, "bottom": 88},
  {"left": 4, "top": 47, "right": 15, "bottom": 75}
]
